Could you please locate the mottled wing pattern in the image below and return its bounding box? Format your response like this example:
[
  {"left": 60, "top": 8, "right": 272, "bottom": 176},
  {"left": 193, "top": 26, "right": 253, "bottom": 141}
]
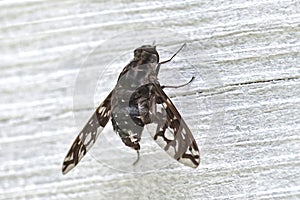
[
  {"left": 147, "top": 83, "right": 200, "bottom": 168},
  {"left": 62, "top": 91, "right": 113, "bottom": 174}
]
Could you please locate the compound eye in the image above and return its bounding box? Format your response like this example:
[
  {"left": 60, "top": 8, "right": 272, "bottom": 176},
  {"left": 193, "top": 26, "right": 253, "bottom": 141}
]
[{"left": 134, "top": 49, "right": 141, "bottom": 57}]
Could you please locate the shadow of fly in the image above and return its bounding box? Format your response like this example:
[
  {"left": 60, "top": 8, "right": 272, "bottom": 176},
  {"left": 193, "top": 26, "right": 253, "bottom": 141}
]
[{"left": 62, "top": 43, "right": 200, "bottom": 174}]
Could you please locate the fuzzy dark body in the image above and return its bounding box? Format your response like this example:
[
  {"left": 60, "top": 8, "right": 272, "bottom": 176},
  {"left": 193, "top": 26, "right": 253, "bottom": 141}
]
[{"left": 111, "top": 45, "right": 159, "bottom": 151}]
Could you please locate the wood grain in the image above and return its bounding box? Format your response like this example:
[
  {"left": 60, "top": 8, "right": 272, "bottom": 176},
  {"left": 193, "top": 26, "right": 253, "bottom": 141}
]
[{"left": 0, "top": 0, "right": 299, "bottom": 199}]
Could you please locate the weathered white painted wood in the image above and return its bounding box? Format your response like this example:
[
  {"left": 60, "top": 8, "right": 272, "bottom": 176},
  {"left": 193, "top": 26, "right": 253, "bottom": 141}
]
[{"left": 0, "top": 0, "right": 299, "bottom": 199}]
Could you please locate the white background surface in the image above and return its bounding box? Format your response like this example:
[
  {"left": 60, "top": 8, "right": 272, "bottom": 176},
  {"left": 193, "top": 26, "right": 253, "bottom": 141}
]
[{"left": 0, "top": 0, "right": 299, "bottom": 199}]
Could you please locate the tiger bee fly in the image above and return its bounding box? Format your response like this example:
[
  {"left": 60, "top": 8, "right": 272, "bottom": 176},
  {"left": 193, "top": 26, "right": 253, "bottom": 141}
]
[{"left": 62, "top": 43, "right": 200, "bottom": 174}]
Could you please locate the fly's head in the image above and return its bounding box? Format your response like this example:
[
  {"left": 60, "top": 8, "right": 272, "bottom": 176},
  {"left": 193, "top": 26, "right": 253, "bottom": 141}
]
[{"left": 134, "top": 45, "right": 159, "bottom": 64}]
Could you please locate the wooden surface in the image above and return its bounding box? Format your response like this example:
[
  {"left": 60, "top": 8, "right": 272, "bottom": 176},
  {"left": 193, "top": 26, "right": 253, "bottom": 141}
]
[{"left": 1, "top": 0, "right": 299, "bottom": 199}]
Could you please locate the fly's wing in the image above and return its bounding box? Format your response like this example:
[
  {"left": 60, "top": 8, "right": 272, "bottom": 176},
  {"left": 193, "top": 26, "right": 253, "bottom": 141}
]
[
  {"left": 146, "top": 84, "right": 200, "bottom": 168},
  {"left": 62, "top": 91, "right": 113, "bottom": 174}
]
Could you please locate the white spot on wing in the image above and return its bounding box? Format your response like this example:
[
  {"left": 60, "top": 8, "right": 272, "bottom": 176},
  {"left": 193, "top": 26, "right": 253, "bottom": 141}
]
[
  {"left": 166, "top": 146, "right": 175, "bottom": 156},
  {"left": 164, "top": 130, "right": 174, "bottom": 141},
  {"left": 98, "top": 106, "right": 106, "bottom": 114},
  {"left": 84, "top": 132, "right": 92, "bottom": 145},
  {"left": 178, "top": 156, "right": 197, "bottom": 168},
  {"left": 155, "top": 136, "right": 165, "bottom": 147},
  {"left": 63, "top": 163, "right": 76, "bottom": 175}
]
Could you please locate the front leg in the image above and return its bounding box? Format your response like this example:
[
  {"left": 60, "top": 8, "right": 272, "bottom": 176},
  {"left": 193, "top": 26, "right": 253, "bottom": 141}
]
[{"left": 161, "top": 76, "right": 195, "bottom": 89}]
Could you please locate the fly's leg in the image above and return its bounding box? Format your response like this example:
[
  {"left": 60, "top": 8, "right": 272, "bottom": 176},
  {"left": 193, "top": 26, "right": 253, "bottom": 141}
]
[
  {"left": 133, "top": 150, "right": 140, "bottom": 165},
  {"left": 161, "top": 76, "right": 195, "bottom": 89},
  {"left": 156, "top": 43, "right": 186, "bottom": 74}
]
